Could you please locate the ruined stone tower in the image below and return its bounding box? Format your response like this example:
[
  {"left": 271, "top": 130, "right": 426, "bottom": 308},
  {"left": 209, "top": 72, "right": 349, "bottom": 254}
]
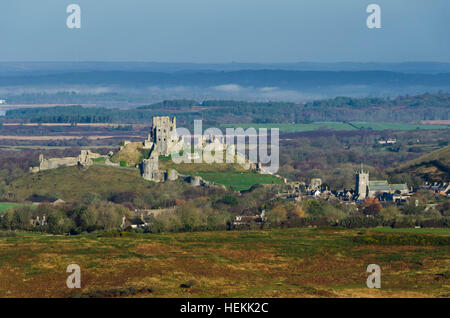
[
  {"left": 142, "top": 146, "right": 163, "bottom": 182},
  {"left": 150, "top": 116, "right": 178, "bottom": 156},
  {"left": 355, "top": 165, "right": 369, "bottom": 200}
]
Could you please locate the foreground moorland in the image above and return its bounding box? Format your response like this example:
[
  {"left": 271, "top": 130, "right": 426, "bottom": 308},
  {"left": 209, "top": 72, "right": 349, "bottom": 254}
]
[{"left": 0, "top": 228, "right": 448, "bottom": 298}]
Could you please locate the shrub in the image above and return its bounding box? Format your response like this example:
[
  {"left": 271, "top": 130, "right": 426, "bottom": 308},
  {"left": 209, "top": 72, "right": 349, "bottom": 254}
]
[
  {"left": 220, "top": 194, "right": 238, "bottom": 206},
  {"left": 265, "top": 204, "right": 287, "bottom": 227},
  {"left": 338, "top": 215, "right": 383, "bottom": 228},
  {"left": 350, "top": 233, "right": 450, "bottom": 246},
  {"left": 70, "top": 286, "right": 154, "bottom": 298}
]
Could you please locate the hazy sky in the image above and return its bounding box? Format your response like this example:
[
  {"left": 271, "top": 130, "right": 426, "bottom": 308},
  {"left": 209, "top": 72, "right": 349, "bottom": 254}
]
[{"left": 0, "top": 0, "right": 448, "bottom": 63}]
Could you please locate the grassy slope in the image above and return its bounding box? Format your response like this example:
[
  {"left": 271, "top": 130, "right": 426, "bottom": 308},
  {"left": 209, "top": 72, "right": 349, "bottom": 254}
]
[
  {"left": 6, "top": 160, "right": 282, "bottom": 201},
  {"left": 397, "top": 145, "right": 450, "bottom": 168},
  {"left": 6, "top": 165, "right": 154, "bottom": 202},
  {"left": 390, "top": 145, "right": 450, "bottom": 182},
  {"left": 372, "top": 227, "right": 450, "bottom": 235},
  {"left": 159, "top": 156, "right": 282, "bottom": 191},
  {"left": 110, "top": 144, "right": 281, "bottom": 191},
  {"left": 193, "top": 171, "right": 282, "bottom": 191},
  {"left": 110, "top": 142, "right": 149, "bottom": 166},
  {"left": 0, "top": 202, "right": 23, "bottom": 213},
  {"left": 0, "top": 228, "right": 448, "bottom": 298}
]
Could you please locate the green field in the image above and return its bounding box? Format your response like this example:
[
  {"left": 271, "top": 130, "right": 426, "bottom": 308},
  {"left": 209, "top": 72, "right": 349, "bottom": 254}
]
[
  {"left": 0, "top": 202, "right": 23, "bottom": 213},
  {"left": 158, "top": 154, "right": 282, "bottom": 191},
  {"left": 194, "top": 171, "right": 282, "bottom": 191},
  {"left": 221, "top": 122, "right": 450, "bottom": 133},
  {"left": 0, "top": 227, "right": 448, "bottom": 298},
  {"left": 91, "top": 157, "right": 107, "bottom": 164},
  {"left": 371, "top": 227, "right": 450, "bottom": 235}
]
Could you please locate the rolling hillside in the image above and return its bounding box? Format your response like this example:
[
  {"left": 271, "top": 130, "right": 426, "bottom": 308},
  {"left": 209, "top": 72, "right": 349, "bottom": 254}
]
[
  {"left": 390, "top": 146, "right": 450, "bottom": 182},
  {"left": 4, "top": 165, "right": 154, "bottom": 202}
]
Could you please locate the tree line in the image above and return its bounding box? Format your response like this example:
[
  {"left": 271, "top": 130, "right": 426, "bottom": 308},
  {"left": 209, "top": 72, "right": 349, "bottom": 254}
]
[{"left": 4, "top": 93, "right": 448, "bottom": 124}]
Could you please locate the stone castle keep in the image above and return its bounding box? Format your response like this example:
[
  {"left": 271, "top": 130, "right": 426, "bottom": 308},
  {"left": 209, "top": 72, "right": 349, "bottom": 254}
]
[{"left": 150, "top": 116, "right": 178, "bottom": 156}]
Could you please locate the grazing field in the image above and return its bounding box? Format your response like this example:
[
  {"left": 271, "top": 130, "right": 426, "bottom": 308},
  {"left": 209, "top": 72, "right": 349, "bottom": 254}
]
[
  {"left": 0, "top": 202, "right": 23, "bottom": 213},
  {"left": 194, "top": 171, "right": 282, "bottom": 191},
  {"left": 159, "top": 155, "right": 281, "bottom": 191},
  {"left": 221, "top": 122, "right": 450, "bottom": 133},
  {"left": 371, "top": 227, "right": 450, "bottom": 235},
  {"left": 110, "top": 142, "right": 149, "bottom": 166},
  {"left": 0, "top": 228, "right": 448, "bottom": 298}
]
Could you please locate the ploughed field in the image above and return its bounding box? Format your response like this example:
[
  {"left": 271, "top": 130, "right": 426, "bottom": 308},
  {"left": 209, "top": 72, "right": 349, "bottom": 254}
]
[{"left": 0, "top": 228, "right": 448, "bottom": 298}]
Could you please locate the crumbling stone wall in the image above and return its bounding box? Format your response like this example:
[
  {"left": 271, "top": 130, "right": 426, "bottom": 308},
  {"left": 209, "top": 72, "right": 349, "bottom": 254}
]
[
  {"left": 30, "top": 150, "right": 101, "bottom": 173},
  {"left": 142, "top": 147, "right": 164, "bottom": 182}
]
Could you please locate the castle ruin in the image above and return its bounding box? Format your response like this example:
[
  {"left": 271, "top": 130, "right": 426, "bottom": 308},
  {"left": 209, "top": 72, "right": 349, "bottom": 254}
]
[
  {"left": 30, "top": 150, "right": 101, "bottom": 173},
  {"left": 149, "top": 116, "right": 178, "bottom": 156},
  {"left": 141, "top": 116, "right": 181, "bottom": 182}
]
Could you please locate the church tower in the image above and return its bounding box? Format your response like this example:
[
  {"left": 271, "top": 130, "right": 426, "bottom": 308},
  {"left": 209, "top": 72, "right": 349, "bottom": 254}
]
[{"left": 355, "top": 164, "right": 369, "bottom": 200}]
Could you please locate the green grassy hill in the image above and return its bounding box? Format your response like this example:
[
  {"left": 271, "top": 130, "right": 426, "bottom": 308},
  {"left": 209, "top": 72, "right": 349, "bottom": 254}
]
[
  {"left": 390, "top": 145, "right": 450, "bottom": 182},
  {"left": 110, "top": 142, "right": 150, "bottom": 167},
  {"left": 5, "top": 165, "right": 154, "bottom": 202},
  {"left": 5, "top": 160, "right": 282, "bottom": 201},
  {"left": 158, "top": 155, "right": 282, "bottom": 191},
  {"left": 193, "top": 171, "right": 282, "bottom": 191}
]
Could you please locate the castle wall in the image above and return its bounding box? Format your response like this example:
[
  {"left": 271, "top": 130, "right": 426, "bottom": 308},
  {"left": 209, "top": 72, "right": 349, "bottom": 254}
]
[
  {"left": 142, "top": 146, "right": 164, "bottom": 182},
  {"left": 30, "top": 150, "right": 99, "bottom": 173},
  {"left": 39, "top": 157, "right": 79, "bottom": 171}
]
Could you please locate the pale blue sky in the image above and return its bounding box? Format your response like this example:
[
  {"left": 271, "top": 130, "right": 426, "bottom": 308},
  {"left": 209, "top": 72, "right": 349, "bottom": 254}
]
[{"left": 0, "top": 0, "right": 448, "bottom": 62}]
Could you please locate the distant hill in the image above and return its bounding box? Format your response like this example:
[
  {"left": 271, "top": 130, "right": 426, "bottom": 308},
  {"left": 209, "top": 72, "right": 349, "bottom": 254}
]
[
  {"left": 1, "top": 70, "right": 449, "bottom": 89},
  {"left": 390, "top": 146, "right": 450, "bottom": 182},
  {"left": 1, "top": 61, "right": 450, "bottom": 75},
  {"left": 3, "top": 93, "right": 449, "bottom": 125}
]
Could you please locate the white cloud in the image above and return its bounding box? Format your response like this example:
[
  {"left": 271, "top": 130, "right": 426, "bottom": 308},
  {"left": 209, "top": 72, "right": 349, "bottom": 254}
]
[{"left": 213, "top": 84, "right": 243, "bottom": 92}]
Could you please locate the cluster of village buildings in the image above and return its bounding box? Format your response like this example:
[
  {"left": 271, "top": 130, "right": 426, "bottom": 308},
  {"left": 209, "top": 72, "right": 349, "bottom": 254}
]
[{"left": 281, "top": 167, "right": 449, "bottom": 204}]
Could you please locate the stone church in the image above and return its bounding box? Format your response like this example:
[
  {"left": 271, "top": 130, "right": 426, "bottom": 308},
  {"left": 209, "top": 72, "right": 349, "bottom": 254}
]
[{"left": 355, "top": 166, "right": 408, "bottom": 200}]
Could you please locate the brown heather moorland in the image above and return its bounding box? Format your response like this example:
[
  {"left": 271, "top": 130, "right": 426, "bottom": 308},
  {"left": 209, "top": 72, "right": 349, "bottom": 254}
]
[{"left": 0, "top": 228, "right": 448, "bottom": 298}]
